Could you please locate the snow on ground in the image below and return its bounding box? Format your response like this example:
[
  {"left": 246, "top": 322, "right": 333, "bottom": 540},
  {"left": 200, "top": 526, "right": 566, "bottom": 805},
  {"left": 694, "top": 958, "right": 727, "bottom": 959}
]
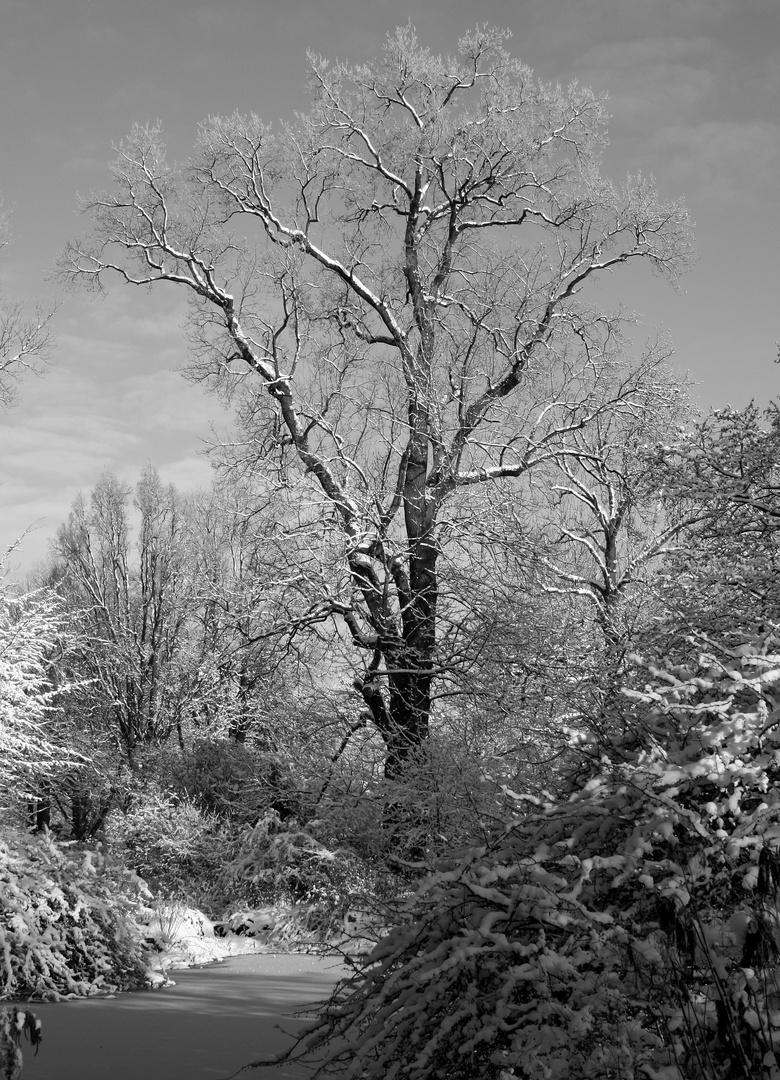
[
  {"left": 139, "top": 905, "right": 273, "bottom": 985},
  {"left": 145, "top": 931, "right": 269, "bottom": 984}
]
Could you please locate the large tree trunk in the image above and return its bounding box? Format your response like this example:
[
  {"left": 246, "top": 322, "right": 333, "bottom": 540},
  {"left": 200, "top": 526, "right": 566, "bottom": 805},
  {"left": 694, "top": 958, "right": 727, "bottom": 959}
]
[
  {"left": 364, "top": 487, "right": 440, "bottom": 861},
  {"left": 385, "top": 548, "right": 437, "bottom": 775},
  {"left": 28, "top": 782, "right": 51, "bottom": 833}
]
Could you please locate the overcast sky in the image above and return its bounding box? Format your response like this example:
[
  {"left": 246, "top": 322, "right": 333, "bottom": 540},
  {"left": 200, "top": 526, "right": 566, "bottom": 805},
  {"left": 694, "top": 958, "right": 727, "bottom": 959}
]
[{"left": 1, "top": 0, "right": 778, "bottom": 570}]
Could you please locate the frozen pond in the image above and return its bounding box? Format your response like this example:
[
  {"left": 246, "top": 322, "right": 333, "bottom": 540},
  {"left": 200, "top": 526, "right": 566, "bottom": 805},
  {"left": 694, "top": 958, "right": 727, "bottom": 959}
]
[{"left": 13, "top": 952, "right": 348, "bottom": 1080}]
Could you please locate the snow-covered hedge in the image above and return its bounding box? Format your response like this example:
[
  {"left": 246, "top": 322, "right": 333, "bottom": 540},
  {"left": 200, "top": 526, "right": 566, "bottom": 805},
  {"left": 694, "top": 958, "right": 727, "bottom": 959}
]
[
  {"left": 287, "top": 632, "right": 780, "bottom": 1080},
  {"left": 0, "top": 828, "right": 149, "bottom": 1000}
]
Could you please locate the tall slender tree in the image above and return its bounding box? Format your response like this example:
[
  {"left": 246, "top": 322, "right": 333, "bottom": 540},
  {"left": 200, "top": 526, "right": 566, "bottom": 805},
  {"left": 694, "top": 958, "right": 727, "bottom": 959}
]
[{"left": 52, "top": 466, "right": 191, "bottom": 766}]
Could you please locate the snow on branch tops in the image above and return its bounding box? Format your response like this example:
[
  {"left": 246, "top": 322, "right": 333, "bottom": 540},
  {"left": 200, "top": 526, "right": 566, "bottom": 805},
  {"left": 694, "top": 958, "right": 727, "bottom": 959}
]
[
  {"left": 286, "top": 631, "right": 780, "bottom": 1080},
  {"left": 56, "top": 23, "right": 693, "bottom": 797},
  {"left": 0, "top": 585, "right": 85, "bottom": 806}
]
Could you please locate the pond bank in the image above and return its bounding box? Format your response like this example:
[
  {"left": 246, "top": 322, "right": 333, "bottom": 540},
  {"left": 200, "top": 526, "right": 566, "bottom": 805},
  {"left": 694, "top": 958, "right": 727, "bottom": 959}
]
[{"left": 14, "top": 953, "right": 348, "bottom": 1080}]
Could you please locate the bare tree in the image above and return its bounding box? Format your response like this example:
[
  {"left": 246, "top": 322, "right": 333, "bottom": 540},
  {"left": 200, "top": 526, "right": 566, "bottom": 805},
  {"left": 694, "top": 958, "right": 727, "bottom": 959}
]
[
  {"left": 649, "top": 402, "right": 780, "bottom": 645},
  {"left": 59, "top": 26, "right": 692, "bottom": 781},
  {"left": 183, "top": 477, "right": 320, "bottom": 744},
  {"left": 0, "top": 206, "right": 55, "bottom": 411},
  {"left": 529, "top": 354, "right": 700, "bottom": 655},
  {"left": 52, "top": 466, "right": 192, "bottom": 766}
]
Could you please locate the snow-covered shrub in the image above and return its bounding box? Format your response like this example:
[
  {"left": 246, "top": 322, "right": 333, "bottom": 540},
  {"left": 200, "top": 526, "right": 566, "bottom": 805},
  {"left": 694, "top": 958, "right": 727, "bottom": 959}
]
[
  {"left": 158, "top": 736, "right": 298, "bottom": 824},
  {"left": 105, "top": 788, "right": 228, "bottom": 905},
  {"left": 284, "top": 632, "right": 780, "bottom": 1080},
  {"left": 225, "top": 810, "right": 391, "bottom": 946},
  {"left": 0, "top": 827, "right": 148, "bottom": 1000},
  {"left": 139, "top": 900, "right": 215, "bottom": 951},
  {"left": 0, "top": 586, "right": 83, "bottom": 810},
  {"left": 144, "top": 899, "right": 189, "bottom": 946},
  {"left": 217, "top": 908, "right": 278, "bottom": 937},
  {"left": 230, "top": 810, "right": 368, "bottom": 903}
]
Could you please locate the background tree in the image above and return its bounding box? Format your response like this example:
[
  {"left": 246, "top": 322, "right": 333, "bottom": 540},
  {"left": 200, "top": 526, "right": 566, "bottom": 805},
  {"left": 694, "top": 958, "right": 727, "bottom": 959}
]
[
  {"left": 534, "top": 359, "right": 692, "bottom": 651},
  {"left": 452, "top": 351, "right": 698, "bottom": 771},
  {"left": 650, "top": 402, "right": 780, "bottom": 650},
  {"left": 183, "top": 477, "right": 316, "bottom": 744},
  {"left": 0, "top": 204, "right": 55, "bottom": 414},
  {"left": 50, "top": 465, "right": 192, "bottom": 769},
  {"left": 59, "top": 26, "right": 692, "bottom": 794},
  {"left": 175, "top": 477, "right": 343, "bottom": 823}
]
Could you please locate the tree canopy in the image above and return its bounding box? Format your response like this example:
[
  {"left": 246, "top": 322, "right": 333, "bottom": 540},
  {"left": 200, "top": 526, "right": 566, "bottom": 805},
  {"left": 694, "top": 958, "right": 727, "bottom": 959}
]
[{"left": 59, "top": 25, "right": 693, "bottom": 789}]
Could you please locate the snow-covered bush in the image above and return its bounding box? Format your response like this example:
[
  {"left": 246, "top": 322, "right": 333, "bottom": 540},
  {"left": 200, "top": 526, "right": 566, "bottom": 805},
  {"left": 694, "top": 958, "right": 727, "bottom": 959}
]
[
  {"left": 232, "top": 810, "right": 383, "bottom": 904},
  {"left": 144, "top": 899, "right": 191, "bottom": 947},
  {"left": 0, "top": 827, "right": 148, "bottom": 1000},
  {"left": 105, "top": 788, "right": 228, "bottom": 905},
  {"left": 284, "top": 632, "right": 780, "bottom": 1080},
  {"left": 225, "top": 810, "right": 395, "bottom": 947},
  {"left": 0, "top": 586, "right": 83, "bottom": 810}
]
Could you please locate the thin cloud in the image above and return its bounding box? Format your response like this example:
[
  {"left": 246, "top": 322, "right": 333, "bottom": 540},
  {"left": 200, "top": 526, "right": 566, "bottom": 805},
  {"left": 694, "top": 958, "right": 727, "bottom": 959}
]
[
  {"left": 0, "top": 288, "right": 228, "bottom": 568},
  {"left": 653, "top": 119, "right": 780, "bottom": 206}
]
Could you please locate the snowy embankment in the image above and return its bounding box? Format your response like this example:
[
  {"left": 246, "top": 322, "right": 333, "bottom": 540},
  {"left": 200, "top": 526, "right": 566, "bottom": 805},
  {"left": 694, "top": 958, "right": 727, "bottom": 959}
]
[
  {"left": 4, "top": 896, "right": 351, "bottom": 1079},
  {"left": 139, "top": 904, "right": 271, "bottom": 986},
  {"left": 139, "top": 900, "right": 375, "bottom": 983},
  {"left": 1, "top": 827, "right": 331, "bottom": 1000}
]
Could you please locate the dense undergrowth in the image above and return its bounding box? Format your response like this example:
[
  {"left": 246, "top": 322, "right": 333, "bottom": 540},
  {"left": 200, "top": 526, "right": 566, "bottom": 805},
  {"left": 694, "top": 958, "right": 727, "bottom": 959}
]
[
  {"left": 101, "top": 769, "right": 404, "bottom": 930},
  {"left": 278, "top": 633, "right": 780, "bottom": 1080},
  {"left": 0, "top": 786, "right": 402, "bottom": 1004},
  {"left": 9, "top": 631, "right": 780, "bottom": 1079}
]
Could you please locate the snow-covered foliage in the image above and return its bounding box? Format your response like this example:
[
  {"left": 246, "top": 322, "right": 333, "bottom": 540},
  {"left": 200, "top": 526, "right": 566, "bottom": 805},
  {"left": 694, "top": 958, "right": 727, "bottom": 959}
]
[
  {"left": 230, "top": 810, "right": 345, "bottom": 902},
  {"left": 287, "top": 632, "right": 780, "bottom": 1080},
  {"left": 0, "top": 586, "right": 82, "bottom": 806},
  {"left": 104, "top": 788, "right": 229, "bottom": 904},
  {"left": 173, "top": 809, "right": 400, "bottom": 953},
  {"left": 0, "top": 827, "right": 149, "bottom": 1000},
  {"left": 228, "top": 810, "right": 389, "bottom": 927},
  {"left": 143, "top": 900, "right": 214, "bottom": 947}
]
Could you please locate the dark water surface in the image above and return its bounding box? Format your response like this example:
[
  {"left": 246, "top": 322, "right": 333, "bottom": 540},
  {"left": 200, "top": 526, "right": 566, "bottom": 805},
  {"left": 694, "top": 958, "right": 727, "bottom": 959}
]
[{"left": 14, "top": 953, "right": 347, "bottom": 1080}]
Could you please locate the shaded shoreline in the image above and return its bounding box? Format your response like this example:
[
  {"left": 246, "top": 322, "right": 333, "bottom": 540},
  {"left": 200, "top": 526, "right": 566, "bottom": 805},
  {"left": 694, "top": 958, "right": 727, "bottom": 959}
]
[{"left": 13, "top": 952, "right": 347, "bottom": 1080}]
